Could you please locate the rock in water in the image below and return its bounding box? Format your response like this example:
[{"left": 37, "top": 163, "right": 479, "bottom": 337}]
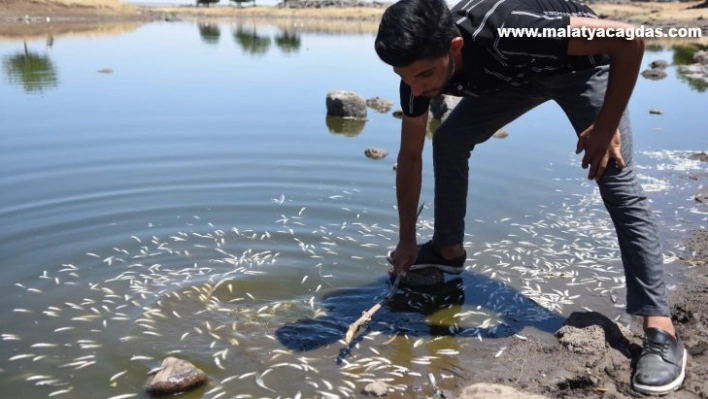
[
  {"left": 362, "top": 380, "right": 390, "bottom": 396},
  {"left": 641, "top": 68, "right": 667, "bottom": 80},
  {"left": 430, "top": 95, "right": 461, "bottom": 122},
  {"left": 493, "top": 129, "right": 509, "bottom": 139},
  {"left": 366, "top": 96, "right": 394, "bottom": 113},
  {"left": 326, "top": 90, "right": 367, "bottom": 118},
  {"left": 146, "top": 357, "right": 208, "bottom": 396},
  {"left": 364, "top": 147, "right": 388, "bottom": 160}
]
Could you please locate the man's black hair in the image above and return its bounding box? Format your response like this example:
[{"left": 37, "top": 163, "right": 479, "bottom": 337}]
[{"left": 375, "top": 0, "right": 458, "bottom": 67}]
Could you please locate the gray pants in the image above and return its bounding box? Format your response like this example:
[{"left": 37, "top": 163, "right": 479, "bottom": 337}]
[{"left": 432, "top": 64, "right": 669, "bottom": 316}]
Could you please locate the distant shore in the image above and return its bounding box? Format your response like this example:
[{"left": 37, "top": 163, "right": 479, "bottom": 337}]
[
  {"left": 1, "top": 0, "right": 707, "bottom": 46},
  {"left": 1, "top": 0, "right": 708, "bottom": 32}
]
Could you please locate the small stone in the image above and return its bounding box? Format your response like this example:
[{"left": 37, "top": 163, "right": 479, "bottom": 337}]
[
  {"left": 362, "top": 380, "right": 390, "bottom": 396},
  {"left": 146, "top": 357, "right": 208, "bottom": 396},
  {"left": 459, "top": 383, "right": 549, "bottom": 398},
  {"left": 649, "top": 59, "right": 669, "bottom": 69},
  {"left": 97, "top": 68, "right": 114, "bottom": 74},
  {"left": 392, "top": 163, "right": 398, "bottom": 171},
  {"left": 493, "top": 129, "right": 509, "bottom": 139},
  {"left": 649, "top": 109, "right": 664, "bottom": 115},
  {"left": 392, "top": 110, "right": 403, "bottom": 119},
  {"left": 365, "top": 147, "right": 388, "bottom": 160},
  {"left": 366, "top": 96, "right": 394, "bottom": 113},
  {"left": 641, "top": 68, "right": 667, "bottom": 80}
]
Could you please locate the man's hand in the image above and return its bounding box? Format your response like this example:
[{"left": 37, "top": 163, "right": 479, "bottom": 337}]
[
  {"left": 576, "top": 124, "right": 625, "bottom": 181},
  {"left": 390, "top": 240, "right": 418, "bottom": 277}
]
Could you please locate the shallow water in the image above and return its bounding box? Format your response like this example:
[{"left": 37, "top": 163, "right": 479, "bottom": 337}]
[{"left": 0, "top": 21, "right": 706, "bottom": 398}]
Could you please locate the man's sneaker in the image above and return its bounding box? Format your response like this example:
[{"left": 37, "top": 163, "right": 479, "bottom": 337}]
[
  {"left": 387, "top": 240, "right": 466, "bottom": 275},
  {"left": 632, "top": 328, "right": 687, "bottom": 395}
]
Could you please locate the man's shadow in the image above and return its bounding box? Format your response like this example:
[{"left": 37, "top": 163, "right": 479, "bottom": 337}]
[{"left": 275, "top": 269, "right": 567, "bottom": 352}]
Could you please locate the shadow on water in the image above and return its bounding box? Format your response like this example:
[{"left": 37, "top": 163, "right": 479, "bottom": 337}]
[
  {"left": 2, "top": 41, "right": 58, "bottom": 93},
  {"left": 276, "top": 269, "right": 566, "bottom": 354}
]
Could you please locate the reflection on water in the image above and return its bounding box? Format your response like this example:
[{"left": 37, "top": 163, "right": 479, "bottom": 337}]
[
  {"left": 646, "top": 42, "right": 708, "bottom": 92},
  {"left": 198, "top": 21, "right": 221, "bottom": 45},
  {"left": 234, "top": 24, "right": 272, "bottom": 55},
  {"left": 2, "top": 42, "right": 57, "bottom": 93},
  {"left": 326, "top": 115, "right": 366, "bottom": 137},
  {"left": 672, "top": 44, "right": 708, "bottom": 92},
  {"left": 274, "top": 29, "right": 302, "bottom": 53}
]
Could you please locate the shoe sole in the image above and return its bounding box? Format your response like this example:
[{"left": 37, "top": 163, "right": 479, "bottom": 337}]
[
  {"left": 386, "top": 253, "right": 464, "bottom": 275},
  {"left": 632, "top": 347, "right": 687, "bottom": 395}
]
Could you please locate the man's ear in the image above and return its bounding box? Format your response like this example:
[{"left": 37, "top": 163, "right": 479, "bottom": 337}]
[{"left": 450, "top": 36, "right": 464, "bottom": 55}]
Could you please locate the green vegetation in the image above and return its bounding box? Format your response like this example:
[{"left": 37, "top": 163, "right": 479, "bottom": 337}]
[{"left": 196, "top": 0, "right": 220, "bottom": 6}]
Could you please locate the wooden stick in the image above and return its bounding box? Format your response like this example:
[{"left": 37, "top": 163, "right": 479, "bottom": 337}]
[
  {"left": 344, "top": 274, "right": 401, "bottom": 344},
  {"left": 343, "top": 203, "right": 424, "bottom": 345}
]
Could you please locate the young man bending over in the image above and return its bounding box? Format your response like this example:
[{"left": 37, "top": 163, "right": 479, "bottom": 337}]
[{"left": 375, "top": 0, "right": 687, "bottom": 394}]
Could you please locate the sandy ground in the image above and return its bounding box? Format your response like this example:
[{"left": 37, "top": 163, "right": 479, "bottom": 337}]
[{"left": 1, "top": 1, "right": 707, "bottom": 398}]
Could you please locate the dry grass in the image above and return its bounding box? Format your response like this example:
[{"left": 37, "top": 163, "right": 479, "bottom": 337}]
[
  {"left": 230, "top": 16, "right": 380, "bottom": 34},
  {"left": 0, "top": 21, "right": 141, "bottom": 40},
  {"left": 153, "top": 5, "right": 386, "bottom": 20},
  {"left": 0, "top": 0, "right": 137, "bottom": 17},
  {"left": 31, "top": 0, "right": 131, "bottom": 10},
  {"left": 593, "top": 1, "right": 708, "bottom": 24}
]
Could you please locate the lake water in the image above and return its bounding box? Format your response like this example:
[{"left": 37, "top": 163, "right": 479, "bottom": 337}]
[{"left": 0, "top": 19, "right": 706, "bottom": 399}]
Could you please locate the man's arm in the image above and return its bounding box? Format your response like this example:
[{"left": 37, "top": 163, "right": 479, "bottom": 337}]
[
  {"left": 567, "top": 17, "right": 644, "bottom": 180},
  {"left": 391, "top": 112, "right": 428, "bottom": 274}
]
